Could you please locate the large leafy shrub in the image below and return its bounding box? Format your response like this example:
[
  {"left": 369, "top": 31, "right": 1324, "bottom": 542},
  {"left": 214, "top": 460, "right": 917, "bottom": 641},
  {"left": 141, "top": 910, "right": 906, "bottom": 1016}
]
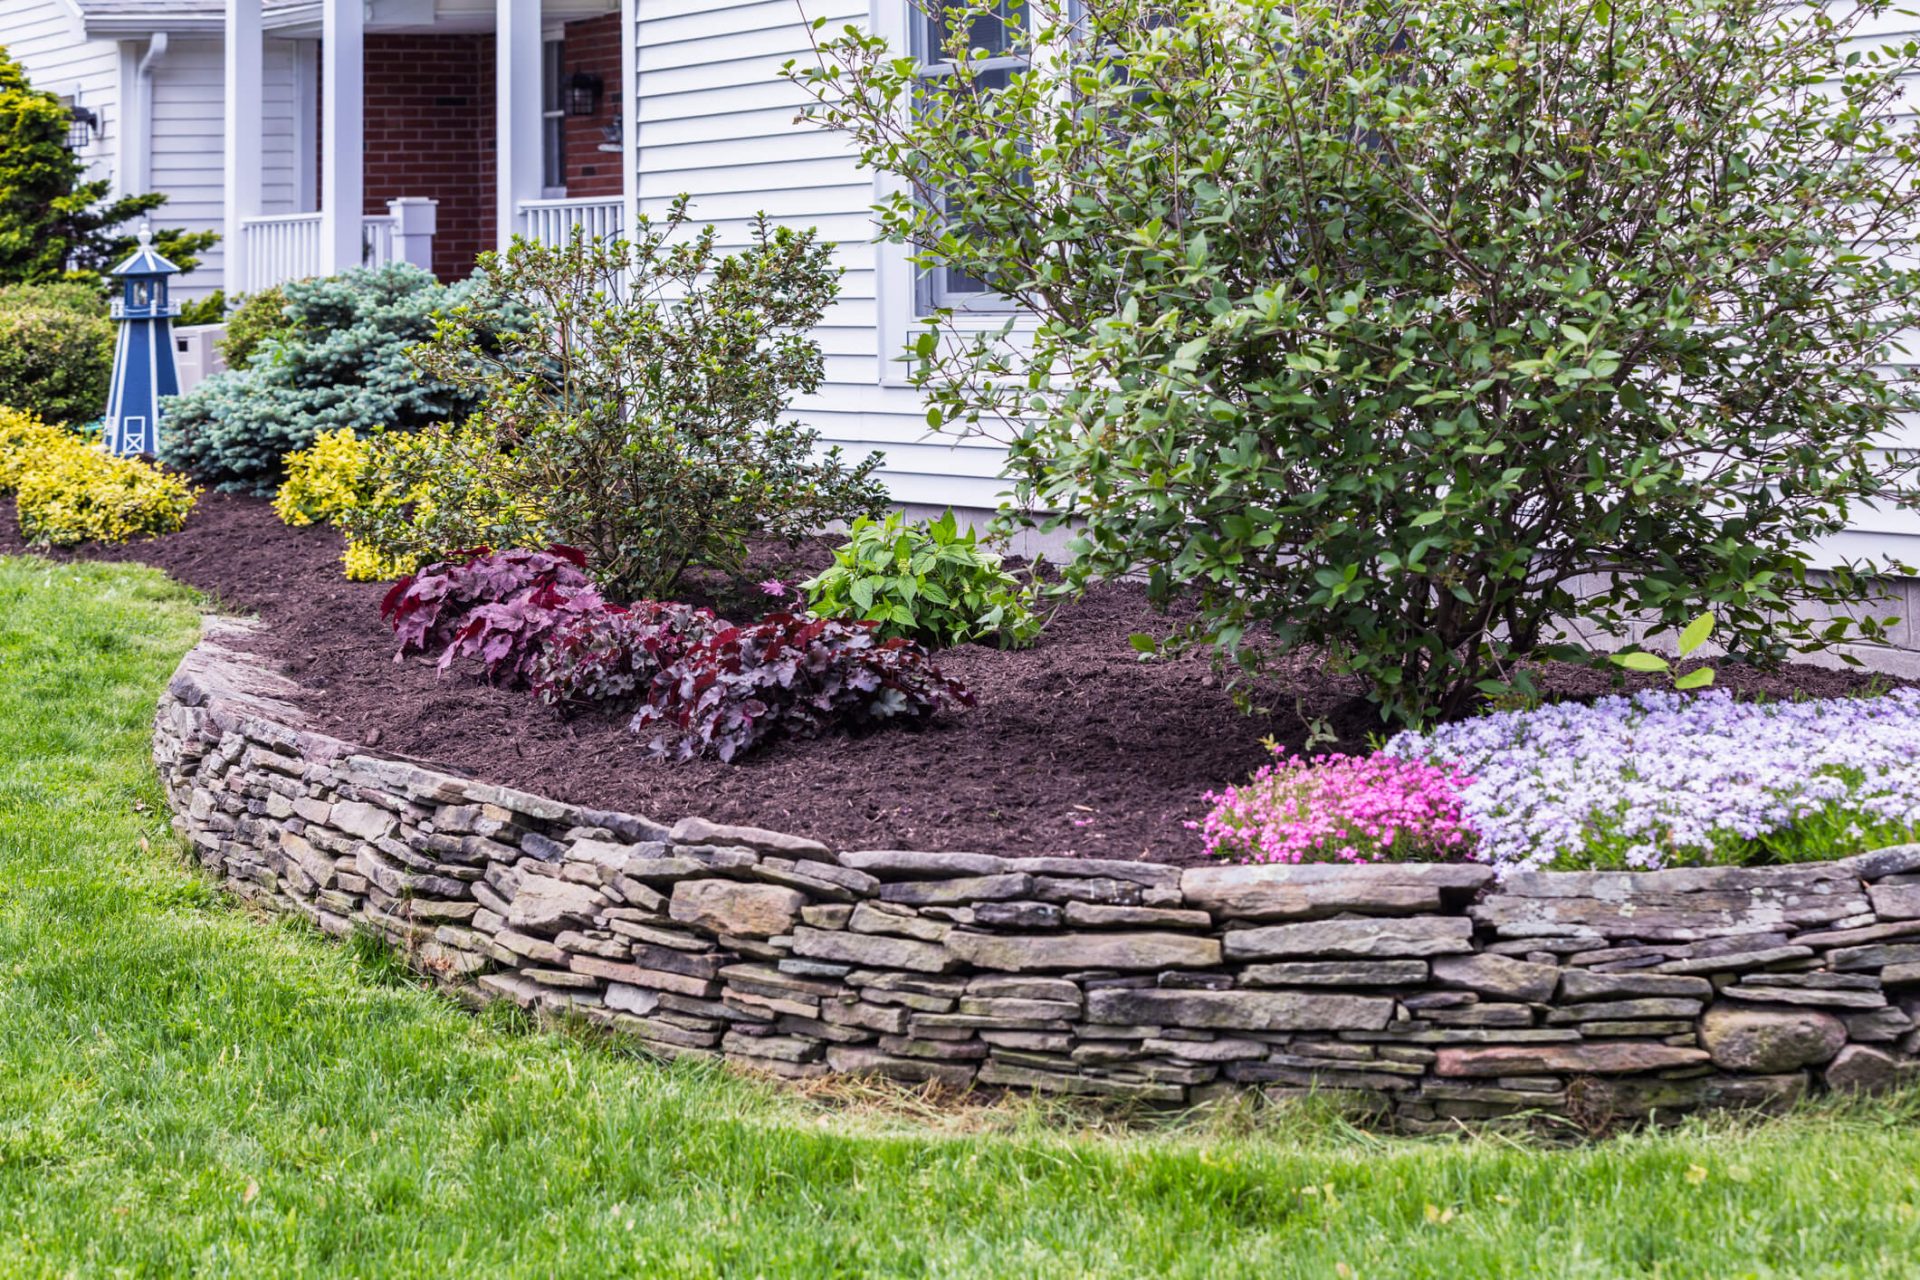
[
  {"left": 635, "top": 614, "right": 974, "bottom": 762},
  {"left": 1, "top": 406, "right": 197, "bottom": 545},
  {"left": 529, "top": 602, "right": 725, "bottom": 709},
  {"left": 803, "top": 509, "right": 1040, "bottom": 648},
  {"left": 408, "top": 208, "right": 888, "bottom": 599},
  {"left": 160, "top": 264, "right": 483, "bottom": 493},
  {"left": 0, "top": 294, "right": 111, "bottom": 425},
  {"left": 0, "top": 281, "right": 104, "bottom": 315},
  {"left": 0, "top": 46, "right": 215, "bottom": 288},
  {"left": 795, "top": 0, "right": 1920, "bottom": 725}
]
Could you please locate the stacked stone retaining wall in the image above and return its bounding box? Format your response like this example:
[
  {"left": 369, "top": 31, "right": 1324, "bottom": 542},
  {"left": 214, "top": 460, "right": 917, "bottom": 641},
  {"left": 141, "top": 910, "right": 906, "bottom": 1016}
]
[{"left": 153, "top": 622, "right": 1920, "bottom": 1129}]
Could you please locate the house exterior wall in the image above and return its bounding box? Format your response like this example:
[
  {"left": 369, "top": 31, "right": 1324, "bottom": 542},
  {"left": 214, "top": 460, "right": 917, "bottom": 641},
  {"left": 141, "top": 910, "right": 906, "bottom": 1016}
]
[
  {"left": 361, "top": 32, "right": 496, "bottom": 281},
  {"left": 1, "top": 0, "right": 120, "bottom": 192},
  {"left": 145, "top": 37, "right": 226, "bottom": 298},
  {"left": 560, "top": 11, "right": 621, "bottom": 198},
  {"left": 632, "top": 0, "right": 1013, "bottom": 516}
]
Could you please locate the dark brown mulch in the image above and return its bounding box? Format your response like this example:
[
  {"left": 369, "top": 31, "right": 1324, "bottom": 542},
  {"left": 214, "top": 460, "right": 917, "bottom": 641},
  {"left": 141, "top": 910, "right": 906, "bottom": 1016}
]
[{"left": 5, "top": 493, "right": 1905, "bottom": 866}]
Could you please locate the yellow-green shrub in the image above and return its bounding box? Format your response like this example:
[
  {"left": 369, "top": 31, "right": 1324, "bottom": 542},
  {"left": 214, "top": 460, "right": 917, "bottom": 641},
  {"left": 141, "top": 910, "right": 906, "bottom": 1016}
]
[
  {"left": 0, "top": 407, "right": 75, "bottom": 491},
  {"left": 342, "top": 536, "right": 418, "bottom": 583},
  {"left": 274, "top": 427, "right": 372, "bottom": 527},
  {"left": 11, "top": 431, "right": 198, "bottom": 546},
  {"left": 337, "top": 419, "right": 548, "bottom": 581}
]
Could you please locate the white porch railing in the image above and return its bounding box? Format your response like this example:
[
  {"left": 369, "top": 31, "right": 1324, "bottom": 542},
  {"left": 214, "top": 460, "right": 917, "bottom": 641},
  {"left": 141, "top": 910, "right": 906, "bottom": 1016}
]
[
  {"left": 518, "top": 197, "right": 624, "bottom": 249},
  {"left": 362, "top": 214, "right": 396, "bottom": 269},
  {"left": 240, "top": 211, "right": 322, "bottom": 291},
  {"left": 239, "top": 200, "right": 435, "bottom": 292}
]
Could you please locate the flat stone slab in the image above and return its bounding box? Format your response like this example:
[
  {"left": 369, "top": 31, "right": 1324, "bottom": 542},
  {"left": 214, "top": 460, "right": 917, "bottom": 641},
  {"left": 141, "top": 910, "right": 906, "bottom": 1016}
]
[
  {"left": 1223, "top": 916, "right": 1475, "bottom": 960},
  {"left": 1435, "top": 1042, "right": 1711, "bottom": 1077},
  {"left": 838, "top": 850, "right": 1009, "bottom": 878},
  {"left": 1086, "top": 988, "right": 1395, "bottom": 1032},
  {"left": 1181, "top": 863, "right": 1492, "bottom": 921},
  {"left": 946, "top": 930, "right": 1222, "bottom": 972},
  {"left": 1430, "top": 953, "right": 1561, "bottom": 1002},
  {"left": 1240, "top": 960, "right": 1430, "bottom": 987},
  {"left": 1473, "top": 877, "right": 1868, "bottom": 940}
]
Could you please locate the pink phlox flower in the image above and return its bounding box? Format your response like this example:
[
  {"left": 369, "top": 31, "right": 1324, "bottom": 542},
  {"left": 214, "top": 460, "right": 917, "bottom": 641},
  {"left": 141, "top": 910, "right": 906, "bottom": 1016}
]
[{"left": 1194, "top": 744, "right": 1478, "bottom": 866}]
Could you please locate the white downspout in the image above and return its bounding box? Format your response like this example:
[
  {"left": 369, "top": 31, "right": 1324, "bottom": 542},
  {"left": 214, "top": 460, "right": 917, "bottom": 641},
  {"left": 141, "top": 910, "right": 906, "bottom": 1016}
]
[{"left": 128, "top": 32, "right": 169, "bottom": 195}]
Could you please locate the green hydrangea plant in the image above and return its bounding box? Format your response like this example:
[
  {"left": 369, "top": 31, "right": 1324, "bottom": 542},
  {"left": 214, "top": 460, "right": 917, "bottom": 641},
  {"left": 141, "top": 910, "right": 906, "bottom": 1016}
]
[{"left": 803, "top": 509, "right": 1041, "bottom": 648}]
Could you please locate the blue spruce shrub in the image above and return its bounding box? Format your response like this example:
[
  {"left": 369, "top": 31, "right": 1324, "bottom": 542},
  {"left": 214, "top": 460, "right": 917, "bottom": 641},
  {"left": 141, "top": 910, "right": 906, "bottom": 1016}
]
[{"left": 159, "top": 263, "right": 486, "bottom": 492}]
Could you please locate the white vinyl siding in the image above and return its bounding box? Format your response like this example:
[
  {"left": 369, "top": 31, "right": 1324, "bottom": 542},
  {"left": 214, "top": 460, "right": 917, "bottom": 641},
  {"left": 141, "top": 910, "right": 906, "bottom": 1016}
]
[{"left": 633, "top": 0, "right": 1015, "bottom": 512}]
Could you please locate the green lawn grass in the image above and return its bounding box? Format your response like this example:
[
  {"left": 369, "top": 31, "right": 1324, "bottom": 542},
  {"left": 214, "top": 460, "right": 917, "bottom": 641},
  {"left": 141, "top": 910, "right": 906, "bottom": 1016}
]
[{"left": 5, "top": 553, "right": 1920, "bottom": 1278}]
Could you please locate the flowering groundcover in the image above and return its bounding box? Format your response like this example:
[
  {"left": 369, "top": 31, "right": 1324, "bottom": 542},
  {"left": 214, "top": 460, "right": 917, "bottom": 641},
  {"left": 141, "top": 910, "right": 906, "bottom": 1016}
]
[
  {"left": 1383, "top": 687, "right": 1920, "bottom": 873},
  {"left": 1189, "top": 749, "right": 1477, "bottom": 864}
]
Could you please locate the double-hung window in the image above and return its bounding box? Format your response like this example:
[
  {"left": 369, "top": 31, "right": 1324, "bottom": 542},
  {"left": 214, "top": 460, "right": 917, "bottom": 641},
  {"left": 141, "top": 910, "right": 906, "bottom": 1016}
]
[{"left": 909, "top": 0, "right": 1031, "bottom": 313}]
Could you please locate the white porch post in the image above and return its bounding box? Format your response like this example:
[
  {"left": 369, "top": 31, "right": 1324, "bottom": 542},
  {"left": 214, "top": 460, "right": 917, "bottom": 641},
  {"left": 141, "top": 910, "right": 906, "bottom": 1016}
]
[
  {"left": 620, "top": 0, "right": 637, "bottom": 243},
  {"left": 320, "top": 0, "right": 365, "bottom": 275},
  {"left": 222, "top": 0, "right": 263, "bottom": 296},
  {"left": 496, "top": 0, "right": 544, "bottom": 252}
]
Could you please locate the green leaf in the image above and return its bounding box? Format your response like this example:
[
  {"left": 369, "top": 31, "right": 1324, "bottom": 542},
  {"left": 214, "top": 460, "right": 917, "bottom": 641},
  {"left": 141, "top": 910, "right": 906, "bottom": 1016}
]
[
  {"left": 1674, "top": 666, "right": 1716, "bottom": 691},
  {"left": 1128, "top": 633, "right": 1157, "bottom": 654},
  {"left": 1677, "top": 611, "right": 1716, "bottom": 657},
  {"left": 1609, "top": 651, "right": 1670, "bottom": 673}
]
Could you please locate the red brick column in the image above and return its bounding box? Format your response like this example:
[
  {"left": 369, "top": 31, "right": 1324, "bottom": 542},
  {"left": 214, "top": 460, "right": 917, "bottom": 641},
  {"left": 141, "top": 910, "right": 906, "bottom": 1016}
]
[
  {"left": 561, "top": 13, "right": 623, "bottom": 200},
  {"left": 361, "top": 33, "right": 497, "bottom": 281}
]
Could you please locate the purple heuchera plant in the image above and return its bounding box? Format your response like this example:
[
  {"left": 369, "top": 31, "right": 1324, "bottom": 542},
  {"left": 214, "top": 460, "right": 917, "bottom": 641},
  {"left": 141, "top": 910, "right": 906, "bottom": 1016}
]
[
  {"left": 380, "top": 545, "right": 607, "bottom": 685},
  {"left": 381, "top": 546, "right": 595, "bottom": 658},
  {"left": 635, "top": 613, "right": 974, "bottom": 762},
  {"left": 1190, "top": 747, "right": 1477, "bottom": 865},
  {"left": 529, "top": 601, "right": 725, "bottom": 708},
  {"left": 1383, "top": 688, "right": 1920, "bottom": 872}
]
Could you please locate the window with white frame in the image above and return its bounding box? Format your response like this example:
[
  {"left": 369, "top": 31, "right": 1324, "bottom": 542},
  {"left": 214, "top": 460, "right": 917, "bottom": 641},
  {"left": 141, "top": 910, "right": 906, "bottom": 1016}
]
[
  {"left": 910, "top": 0, "right": 1031, "bottom": 312},
  {"left": 541, "top": 36, "right": 567, "bottom": 196}
]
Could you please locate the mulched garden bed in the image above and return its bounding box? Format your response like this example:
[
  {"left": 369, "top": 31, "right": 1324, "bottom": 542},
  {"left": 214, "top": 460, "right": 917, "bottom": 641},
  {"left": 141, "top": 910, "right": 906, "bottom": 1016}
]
[{"left": 4, "top": 493, "right": 1906, "bottom": 865}]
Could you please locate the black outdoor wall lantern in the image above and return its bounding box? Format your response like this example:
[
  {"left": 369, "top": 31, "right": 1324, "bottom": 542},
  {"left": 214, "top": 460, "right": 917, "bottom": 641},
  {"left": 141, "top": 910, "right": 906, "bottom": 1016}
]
[
  {"left": 565, "top": 70, "right": 604, "bottom": 117},
  {"left": 65, "top": 104, "right": 100, "bottom": 150}
]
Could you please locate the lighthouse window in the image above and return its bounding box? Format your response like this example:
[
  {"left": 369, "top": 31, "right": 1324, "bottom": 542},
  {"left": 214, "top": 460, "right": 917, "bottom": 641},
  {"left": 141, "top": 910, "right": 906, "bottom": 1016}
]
[{"left": 133, "top": 282, "right": 151, "bottom": 307}]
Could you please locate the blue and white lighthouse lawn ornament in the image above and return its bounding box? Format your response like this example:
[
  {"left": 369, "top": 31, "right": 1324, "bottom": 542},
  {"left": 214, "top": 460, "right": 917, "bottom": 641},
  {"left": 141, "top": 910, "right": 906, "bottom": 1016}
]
[{"left": 104, "top": 224, "right": 182, "bottom": 457}]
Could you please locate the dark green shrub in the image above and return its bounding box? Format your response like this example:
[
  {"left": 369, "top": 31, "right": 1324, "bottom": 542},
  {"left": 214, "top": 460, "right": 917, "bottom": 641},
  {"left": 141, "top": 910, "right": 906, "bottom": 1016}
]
[
  {"left": 409, "top": 205, "right": 887, "bottom": 599},
  {"left": 803, "top": 509, "right": 1040, "bottom": 648},
  {"left": 159, "top": 264, "right": 482, "bottom": 493},
  {"left": 794, "top": 0, "right": 1920, "bottom": 725},
  {"left": 175, "top": 289, "right": 226, "bottom": 328},
  {"left": 0, "top": 298, "right": 112, "bottom": 424},
  {"left": 216, "top": 285, "right": 292, "bottom": 366},
  {"left": 0, "top": 281, "right": 105, "bottom": 315}
]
